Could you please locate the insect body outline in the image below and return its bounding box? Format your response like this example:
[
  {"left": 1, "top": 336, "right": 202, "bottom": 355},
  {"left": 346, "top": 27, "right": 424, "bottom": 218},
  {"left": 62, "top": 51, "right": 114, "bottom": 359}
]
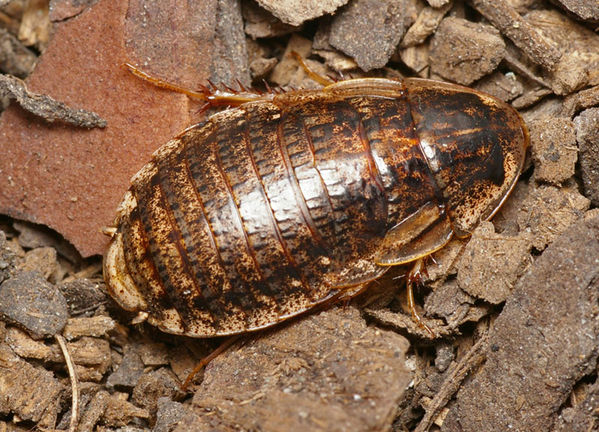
[{"left": 104, "top": 76, "right": 528, "bottom": 338}]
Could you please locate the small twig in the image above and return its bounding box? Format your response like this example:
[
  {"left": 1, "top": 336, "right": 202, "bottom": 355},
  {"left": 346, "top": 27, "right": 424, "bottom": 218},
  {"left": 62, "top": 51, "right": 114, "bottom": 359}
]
[
  {"left": 0, "top": 74, "right": 106, "bottom": 128},
  {"left": 414, "top": 334, "right": 489, "bottom": 432},
  {"left": 55, "top": 334, "right": 80, "bottom": 432}
]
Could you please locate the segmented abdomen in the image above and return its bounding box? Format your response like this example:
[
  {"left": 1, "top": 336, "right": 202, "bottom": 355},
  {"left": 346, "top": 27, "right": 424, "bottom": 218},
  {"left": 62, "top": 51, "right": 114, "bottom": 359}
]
[{"left": 118, "top": 90, "right": 438, "bottom": 336}]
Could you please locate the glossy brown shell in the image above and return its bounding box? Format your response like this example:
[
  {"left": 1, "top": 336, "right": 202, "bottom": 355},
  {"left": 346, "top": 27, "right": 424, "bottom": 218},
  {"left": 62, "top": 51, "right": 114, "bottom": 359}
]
[{"left": 104, "top": 78, "right": 528, "bottom": 337}]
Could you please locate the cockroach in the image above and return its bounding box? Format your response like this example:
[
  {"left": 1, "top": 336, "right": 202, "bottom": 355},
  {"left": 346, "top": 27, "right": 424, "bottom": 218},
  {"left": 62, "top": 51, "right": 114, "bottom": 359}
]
[{"left": 103, "top": 63, "right": 528, "bottom": 339}]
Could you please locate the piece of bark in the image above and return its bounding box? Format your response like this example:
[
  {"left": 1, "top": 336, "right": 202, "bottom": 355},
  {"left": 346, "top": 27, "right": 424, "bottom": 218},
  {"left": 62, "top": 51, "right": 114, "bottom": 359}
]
[
  {"left": 154, "top": 398, "right": 189, "bottom": 432},
  {"left": 131, "top": 368, "right": 185, "bottom": 414},
  {"left": 550, "top": 0, "right": 599, "bottom": 23},
  {"left": 442, "top": 216, "right": 599, "bottom": 432},
  {"left": 456, "top": 222, "right": 532, "bottom": 304},
  {"left": 468, "top": 0, "right": 562, "bottom": 71},
  {"left": 473, "top": 71, "right": 523, "bottom": 102},
  {"left": 210, "top": 0, "right": 251, "bottom": 87},
  {"left": 242, "top": 0, "right": 299, "bottom": 38},
  {"left": 18, "top": 0, "right": 50, "bottom": 50},
  {"left": 254, "top": 0, "right": 349, "bottom": 26},
  {"left": 574, "top": 108, "right": 599, "bottom": 206},
  {"left": 18, "top": 246, "right": 61, "bottom": 282},
  {"left": 0, "top": 230, "right": 16, "bottom": 284},
  {"left": 179, "top": 307, "right": 411, "bottom": 432},
  {"left": 430, "top": 17, "right": 505, "bottom": 85},
  {"left": 0, "top": 270, "right": 68, "bottom": 339},
  {"left": 516, "top": 184, "right": 590, "bottom": 250},
  {"left": 399, "top": 43, "right": 430, "bottom": 77},
  {"left": 526, "top": 9, "right": 599, "bottom": 94},
  {"left": 62, "top": 315, "right": 116, "bottom": 340},
  {"left": 102, "top": 392, "right": 150, "bottom": 427},
  {"left": 58, "top": 278, "right": 108, "bottom": 315},
  {"left": 5, "top": 326, "right": 62, "bottom": 362},
  {"left": 68, "top": 336, "right": 112, "bottom": 382},
  {"left": 528, "top": 117, "right": 578, "bottom": 184},
  {"left": 0, "top": 74, "right": 106, "bottom": 127},
  {"left": 0, "top": 343, "right": 65, "bottom": 425},
  {"left": 329, "top": 0, "right": 416, "bottom": 72},
  {"left": 76, "top": 389, "right": 110, "bottom": 432},
  {"left": 562, "top": 85, "right": 599, "bottom": 118},
  {"left": 0, "top": 0, "right": 243, "bottom": 257},
  {"left": 400, "top": 2, "right": 452, "bottom": 48},
  {"left": 0, "top": 28, "right": 36, "bottom": 77},
  {"left": 106, "top": 346, "right": 144, "bottom": 391}
]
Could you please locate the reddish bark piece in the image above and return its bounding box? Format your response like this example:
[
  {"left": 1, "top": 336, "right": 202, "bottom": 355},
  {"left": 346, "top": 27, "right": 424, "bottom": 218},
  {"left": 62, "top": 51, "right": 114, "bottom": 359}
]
[
  {"left": 0, "top": 0, "right": 209, "bottom": 257},
  {"left": 124, "top": 0, "right": 217, "bottom": 90}
]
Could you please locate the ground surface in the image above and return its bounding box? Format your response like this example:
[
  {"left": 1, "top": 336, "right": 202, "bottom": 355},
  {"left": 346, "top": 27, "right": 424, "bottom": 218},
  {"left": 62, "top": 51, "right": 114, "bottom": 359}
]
[{"left": 0, "top": 0, "right": 599, "bottom": 431}]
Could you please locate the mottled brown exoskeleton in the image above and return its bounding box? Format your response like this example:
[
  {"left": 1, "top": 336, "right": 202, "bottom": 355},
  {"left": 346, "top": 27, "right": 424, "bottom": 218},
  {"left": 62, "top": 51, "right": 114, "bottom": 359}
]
[{"left": 104, "top": 71, "right": 528, "bottom": 338}]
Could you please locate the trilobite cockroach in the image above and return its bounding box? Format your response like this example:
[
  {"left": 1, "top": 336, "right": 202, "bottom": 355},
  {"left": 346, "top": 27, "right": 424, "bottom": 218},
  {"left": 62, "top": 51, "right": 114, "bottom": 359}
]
[{"left": 103, "top": 75, "right": 528, "bottom": 338}]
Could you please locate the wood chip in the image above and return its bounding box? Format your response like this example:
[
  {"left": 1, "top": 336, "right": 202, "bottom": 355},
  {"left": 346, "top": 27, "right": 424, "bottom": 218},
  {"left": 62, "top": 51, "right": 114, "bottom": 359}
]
[
  {"left": 0, "top": 74, "right": 106, "bottom": 128},
  {"left": 468, "top": 0, "right": 562, "bottom": 71}
]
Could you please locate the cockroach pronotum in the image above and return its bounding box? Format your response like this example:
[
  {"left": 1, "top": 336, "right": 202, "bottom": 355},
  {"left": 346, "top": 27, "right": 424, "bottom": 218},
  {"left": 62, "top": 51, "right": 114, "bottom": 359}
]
[{"left": 103, "top": 62, "right": 528, "bottom": 339}]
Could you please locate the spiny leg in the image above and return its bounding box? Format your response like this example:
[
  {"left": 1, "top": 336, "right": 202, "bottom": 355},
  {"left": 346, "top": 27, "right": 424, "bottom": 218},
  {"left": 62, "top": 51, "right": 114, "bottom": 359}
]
[
  {"left": 407, "top": 258, "right": 435, "bottom": 338},
  {"left": 123, "top": 62, "right": 275, "bottom": 108}
]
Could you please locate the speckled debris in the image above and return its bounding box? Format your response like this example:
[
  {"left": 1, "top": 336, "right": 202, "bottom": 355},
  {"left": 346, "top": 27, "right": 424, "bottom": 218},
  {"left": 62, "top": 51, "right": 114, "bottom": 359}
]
[
  {"left": 176, "top": 307, "right": 411, "bottom": 432},
  {"left": 529, "top": 117, "right": 578, "bottom": 185},
  {"left": 0, "top": 231, "right": 16, "bottom": 284},
  {"left": 62, "top": 315, "right": 116, "bottom": 340},
  {"left": 131, "top": 367, "right": 186, "bottom": 414},
  {"left": 550, "top": 0, "right": 599, "bottom": 23},
  {"left": 58, "top": 278, "right": 108, "bottom": 315},
  {"left": 106, "top": 346, "right": 145, "bottom": 390},
  {"left": 0, "top": 343, "right": 65, "bottom": 427},
  {"left": 430, "top": 17, "right": 505, "bottom": 85},
  {"left": 526, "top": 9, "right": 599, "bottom": 94},
  {"left": 456, "top": 222, "right": 532, "bottom": 304},
  {"left": 254, "top": 0, "right": 349, "bottom": 27},
  {"left": 242, "top": 1, "right": 299, "bottom": 39},
  {"left": 473, "top": 71, "right": 523, "bottom": 102},
  {"left": 329, "top": 0, "right": 416, "bottom": 71},
  {"left": 154, "top": 398, "right": 189, "bottom": 432},
  {"left": 0, "top": 270, "right": 68, "bottom": 339},
  {"left": 68, "top": 336, "right": 112, "bottom": 382},
  {"left": 18, "top": 246, "right": 60, "bottom": 282},
  {"left": 442, "top": 216, "right": 599, "bottom": 432},
  {"left": 574, "top": 107, "right": 599, "bottom": 206},
  {"left": 517, "top": 184, "right": 590, "bottom": 250},
  {"left": 400, "top": 3, "right": 452, "bottom": 48}
]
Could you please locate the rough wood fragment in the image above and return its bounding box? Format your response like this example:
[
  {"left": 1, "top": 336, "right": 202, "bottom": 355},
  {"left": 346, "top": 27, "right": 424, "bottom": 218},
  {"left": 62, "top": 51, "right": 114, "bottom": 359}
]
[
  {"left": 430, "top": 17, "right": 505, "bottom": 85},
  {"left": 255, "top": 0, "right": 349, "bottom": 26},
  {"left": 401, "top": 2, "right": 452, "bottom": 48},
  {"left": 574, "top": 108, "right": 599, "bottom": 207},
  {"left": 468, "top": 0, "right": 562, "bottom": 71},
  {"left": 0, "top": 343, "right": 64, "bottom": 424},
  {"left": 528, "top": 117, "right": 578, "bottom": 184},
  {"left": 0, "top": 74, "right": 106, "bottom": 128},
  {"left": 442, "top": 217, "right": 599, "bottom": 431},
  {"left": 62, "top": 316, "right": 116, "bottom": 341},
  {"left": 329, "top": 0, "right": 416, "bottom": 71},
  {"left": 0, "top": 28, "right": 36, "bottom": 77}
]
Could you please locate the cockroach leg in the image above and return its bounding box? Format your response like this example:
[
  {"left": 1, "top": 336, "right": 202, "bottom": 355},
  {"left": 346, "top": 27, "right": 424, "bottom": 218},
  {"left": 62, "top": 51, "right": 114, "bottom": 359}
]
[
  {"left": 290, "top": 51, "right": 335, "bottom": 86},
  {"left": 407, "top": 259, "right": 435, "bottom": 338},
  {"left": 182, "top": 335, "right": 241, "bottom": 391},
  {"left": 123, "top": 62, "right": 274, "bottom": 108}
]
